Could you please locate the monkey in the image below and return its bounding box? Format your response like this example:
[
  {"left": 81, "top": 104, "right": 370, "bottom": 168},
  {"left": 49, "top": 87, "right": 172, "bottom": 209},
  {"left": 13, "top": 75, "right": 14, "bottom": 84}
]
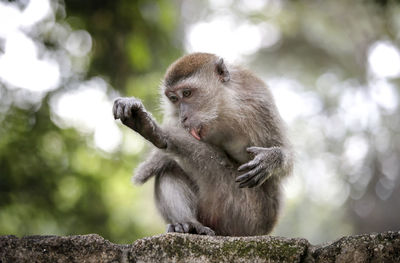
[{"left": 113, "top": 53, "right": 293, "bottom": 236}]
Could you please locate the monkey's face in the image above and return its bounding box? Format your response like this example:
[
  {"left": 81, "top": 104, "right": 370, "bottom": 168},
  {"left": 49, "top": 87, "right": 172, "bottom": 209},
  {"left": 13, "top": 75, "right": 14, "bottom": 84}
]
[
  {"left": 162, "top": 53, "right": 231, "bottom": 141},
  {"left": 163, "top": 75, "right": 221, "bottom": 141}
]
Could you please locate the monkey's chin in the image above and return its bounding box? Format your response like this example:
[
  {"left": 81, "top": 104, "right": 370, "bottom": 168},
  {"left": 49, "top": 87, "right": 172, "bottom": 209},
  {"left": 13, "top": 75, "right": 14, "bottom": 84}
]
[{"left": 190, "top": 127, "right": 202, "bottom": 141}]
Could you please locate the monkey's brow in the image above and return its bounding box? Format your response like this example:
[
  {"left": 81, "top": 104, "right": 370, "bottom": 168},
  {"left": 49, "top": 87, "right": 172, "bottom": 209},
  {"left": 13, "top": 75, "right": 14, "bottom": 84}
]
[{"left": 165, "top": 84, "right": 194, "bottom": 93}]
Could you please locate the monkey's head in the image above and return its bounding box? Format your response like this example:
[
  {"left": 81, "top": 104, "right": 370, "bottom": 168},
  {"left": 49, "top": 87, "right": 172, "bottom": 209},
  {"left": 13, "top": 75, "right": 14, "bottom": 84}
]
[{"left": 161, "top": 53, "right": 231, "bottom": 141}]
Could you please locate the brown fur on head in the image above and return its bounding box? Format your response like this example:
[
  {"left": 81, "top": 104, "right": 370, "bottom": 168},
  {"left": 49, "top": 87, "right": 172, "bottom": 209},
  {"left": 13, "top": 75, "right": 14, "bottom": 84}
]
[{"left": 164, "top": 53, "right": 218, "bottom": 87}]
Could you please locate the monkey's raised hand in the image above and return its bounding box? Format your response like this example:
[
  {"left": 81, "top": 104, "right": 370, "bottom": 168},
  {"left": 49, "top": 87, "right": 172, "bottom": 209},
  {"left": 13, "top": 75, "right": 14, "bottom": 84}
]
[
  {"left": 236, "top": 146, "right": 283, "bottom": 188},
  {"left": 113, "top": 97, "right": 167, "bottom": 149}
]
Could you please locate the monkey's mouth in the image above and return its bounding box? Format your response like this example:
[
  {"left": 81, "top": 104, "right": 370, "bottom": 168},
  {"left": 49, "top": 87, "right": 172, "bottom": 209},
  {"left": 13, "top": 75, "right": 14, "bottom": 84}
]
[{"left": 189, "top": 126, "right": 203, "bottom": 141}]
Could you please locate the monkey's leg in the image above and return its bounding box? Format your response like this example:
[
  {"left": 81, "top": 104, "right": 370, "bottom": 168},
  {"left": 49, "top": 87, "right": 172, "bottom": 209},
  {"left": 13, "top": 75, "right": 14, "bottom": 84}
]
[
  {"left": 113, "top": 97, "right": 167, "bottom": 149},
  {"left": 133, "top": 148, "right": 216, "bottom": 235},
  {"left": 155, "top": 168, "right": 215, "bottom": 236}
]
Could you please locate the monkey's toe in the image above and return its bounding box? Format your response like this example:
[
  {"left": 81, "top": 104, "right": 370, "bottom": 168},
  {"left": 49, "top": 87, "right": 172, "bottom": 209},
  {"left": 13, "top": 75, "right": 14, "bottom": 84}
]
[
  {"left": 166, "top": 222, "right": 215, "bottom": 236},
  {"left": 195, "top": 225, "right": 215, "bottom": 236},
  {"left": 167, "top": 223, "right": 190, "bottom": 233}
]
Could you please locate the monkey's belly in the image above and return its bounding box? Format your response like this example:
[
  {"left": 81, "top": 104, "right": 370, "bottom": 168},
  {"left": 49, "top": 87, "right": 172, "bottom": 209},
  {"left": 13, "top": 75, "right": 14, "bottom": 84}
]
[{"left": 196, "top": 180, "right": 280, "bottom": 236}]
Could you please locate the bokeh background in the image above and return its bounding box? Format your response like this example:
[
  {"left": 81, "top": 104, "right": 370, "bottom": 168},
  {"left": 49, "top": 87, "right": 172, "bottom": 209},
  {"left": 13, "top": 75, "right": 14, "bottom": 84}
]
[{"left": 1, "top": 0, "right": 400, "bottom": 244}]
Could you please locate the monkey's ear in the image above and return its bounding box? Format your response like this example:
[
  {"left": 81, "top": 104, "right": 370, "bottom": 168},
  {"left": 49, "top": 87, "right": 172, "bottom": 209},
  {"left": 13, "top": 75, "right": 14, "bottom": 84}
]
[{"left": 215, "top": 58, "right": 230, "bottom": 82}]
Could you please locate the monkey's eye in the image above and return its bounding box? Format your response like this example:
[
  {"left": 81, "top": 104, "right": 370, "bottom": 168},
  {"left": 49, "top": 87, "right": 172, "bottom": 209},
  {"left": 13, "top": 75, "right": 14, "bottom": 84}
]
[
  {"left": 169, "top": 95, "right": 179, "bottom": 103},
  {"left": 182, "top": 90, "right": 192, "bottom": 98}
]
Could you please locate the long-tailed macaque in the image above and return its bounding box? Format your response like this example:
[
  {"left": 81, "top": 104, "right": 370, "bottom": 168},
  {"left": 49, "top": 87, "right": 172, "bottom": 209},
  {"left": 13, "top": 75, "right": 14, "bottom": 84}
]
[{"left": 113, "top": 53, "right": 293, "bottom": 236}]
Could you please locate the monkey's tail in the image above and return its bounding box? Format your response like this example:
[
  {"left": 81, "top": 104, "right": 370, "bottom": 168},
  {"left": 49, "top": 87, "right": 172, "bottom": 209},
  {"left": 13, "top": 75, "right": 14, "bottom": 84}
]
[
  {"left": 132, "top": 174, "right": 153, "bottom": 185},
  {"left": 131, "top": 158, "right": 159, "bottom": 185},
  {"left": 131, "top": 151, "right": 177, "bottom": 185}
]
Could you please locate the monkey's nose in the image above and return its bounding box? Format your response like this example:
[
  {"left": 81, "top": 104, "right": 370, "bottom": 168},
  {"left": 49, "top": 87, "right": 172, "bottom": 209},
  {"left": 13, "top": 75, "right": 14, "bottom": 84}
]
[{"left": 181, "top": 116, "right": 188, "bottom": 124}]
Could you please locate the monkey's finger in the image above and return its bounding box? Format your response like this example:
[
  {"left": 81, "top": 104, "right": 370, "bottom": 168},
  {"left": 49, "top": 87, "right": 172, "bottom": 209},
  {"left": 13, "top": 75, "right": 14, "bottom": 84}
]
[
  {"left": 182, "top": 223, "right": 193, "bottom": 233},
  {"left": 238, "top": 169, "right": 264, "bottom": 188},
  {"left": 208, "top": 229, "right": 216, "bottom": 236},
  {"left": 236, "top": 174, "right": 252, "bottom": 184},
  {"left": 248, "top": 172, "right": 271, "bottom": 188},
  {"left": 132, "top": 99, "right": 143, "bottom": 110},
  {"left": 245, "top": 178, "right": 261, "bottom": 188},
  {"left": 246, "top": 146, "right": 265, "bottom": 154},
  {"left": 239, "top": 172, "right": 262, "bottom": 188},
  {"left": 113, "top": 100, "right": 122, "bottom": 119},
  {"left": 242, "top": 172, "right": 267, "bottom": 188},
  {"left": 196, "top": 225, "right": 216, "bottom": 236},
  {"left": 238, "top": 159, "right": 260, "bottom": 172},
  {"left": 112, "top": 100, "right": 119, "bottom": 119},
  {"left": 113, "top": 99, "right": 126, "bottom": 119},
  {"left": 236, "top": 164, "right": 263, "bottom": 183},
  {"left": 174, "top": 223, "right": 184, "bottom": 233},
  {"left": 201, "top": 227, "right": 216, "bottom": 236},
  {"left": 166, "top": 224, "right": 175, "bottom": 233},
  {"left": 123, "top": 101, "right": 132, "bottom": 119},
  {"left": 115, "top": 104, "right": 124, "bottom": 120}
]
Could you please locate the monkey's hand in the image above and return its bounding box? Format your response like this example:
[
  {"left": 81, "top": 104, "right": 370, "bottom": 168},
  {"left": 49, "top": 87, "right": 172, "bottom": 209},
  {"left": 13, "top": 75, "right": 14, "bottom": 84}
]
[
  {"left": 236, "top": 146, "right": 283, "bottom": 188},
  {"left": 113, "top": 97, "right": 167, "bottom": 149}
]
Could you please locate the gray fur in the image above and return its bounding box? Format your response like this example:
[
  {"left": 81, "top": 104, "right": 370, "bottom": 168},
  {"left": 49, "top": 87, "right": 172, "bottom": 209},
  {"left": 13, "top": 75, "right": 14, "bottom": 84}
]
[
  {"left": 132, "top": 150, "right": 176, "bottom": 185},
  {"left": 114, "top": 53, "right": 293, "bottom": 236}
]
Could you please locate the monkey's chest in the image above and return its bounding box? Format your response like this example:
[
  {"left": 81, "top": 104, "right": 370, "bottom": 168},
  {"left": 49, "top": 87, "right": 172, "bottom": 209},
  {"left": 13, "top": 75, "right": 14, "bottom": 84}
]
[{"left": 222, "top": 139, "right": 250, "bottom": 164}]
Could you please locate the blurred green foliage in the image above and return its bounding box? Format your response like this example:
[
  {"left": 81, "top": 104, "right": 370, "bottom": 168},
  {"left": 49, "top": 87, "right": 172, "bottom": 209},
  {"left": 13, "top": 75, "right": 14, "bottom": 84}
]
[{"left": 65, "top": 0, "right": 181, "bottom": 89}]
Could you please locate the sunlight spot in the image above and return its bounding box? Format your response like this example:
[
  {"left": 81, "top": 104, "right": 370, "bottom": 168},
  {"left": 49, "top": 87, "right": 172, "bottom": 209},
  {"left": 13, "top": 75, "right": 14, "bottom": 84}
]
[
  {"left": 259, "top": 22, "right": 281, "bottom": 48},
  {"left": 65, "top": 30, "right": 92, "bottom": 57},
  {"left": 237, "top": 0, "right": 266, "bottom": 12},
  {"left": 344, "top": 135, "right": 369, "bottom": 167},
  {"left": 369, "top": 80, "right": 398, "bottom": 113},
  {"left": 0, "top": 2, "right": 20, "bottom": 37},
  {"left": 339, "top": 87, "right": 380, "bottom": 131},
  {"left": 50, "top": 78, "right": 122, "bottom": 153},
  {"left": 186, "top": 16, "right": 263, "bottom": 61},
  {"left": 0, "top": 31, "right": 60, "bottom": 92},
  {"left": 283, "top": 173, "right": 303, "bottom": 200},
  {"left": 368, "top": 41, "right": 400, "bottom": 78},
  {"left": 0, "top": 0, "right": 52, "bottom": 38},
  {"left": 20, "top": 0, "right": 52, "bottom": 27},
  {"left": 269, "top": 78, "right": 322, "bottom": 123}
]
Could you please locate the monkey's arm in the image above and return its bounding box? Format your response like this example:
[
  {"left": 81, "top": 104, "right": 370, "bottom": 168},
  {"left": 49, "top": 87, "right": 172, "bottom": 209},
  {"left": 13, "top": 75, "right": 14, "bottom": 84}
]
[
  {"left": 113, "top": 97, "right": 167, "bottom": 149},
  {"left": 113, "top": 97, "right": 233, "bottom": 172},
  {"left": 236, "top": 146, "right": 293, "bottom": 188},
  {"left": 113, "top": 97, "right": 192, "bottom": 183}
]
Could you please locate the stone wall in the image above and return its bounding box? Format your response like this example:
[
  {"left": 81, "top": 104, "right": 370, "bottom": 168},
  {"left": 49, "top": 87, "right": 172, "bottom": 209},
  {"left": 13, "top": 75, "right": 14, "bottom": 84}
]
[{"left": 1, "top": 231, "right": 399, "bottom": 262}]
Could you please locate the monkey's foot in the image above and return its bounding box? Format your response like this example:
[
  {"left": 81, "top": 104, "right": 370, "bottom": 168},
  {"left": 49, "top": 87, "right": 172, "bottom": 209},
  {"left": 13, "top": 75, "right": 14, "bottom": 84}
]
[{"left": 167, "top": 222, "right": 215, "bottom": 236}]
